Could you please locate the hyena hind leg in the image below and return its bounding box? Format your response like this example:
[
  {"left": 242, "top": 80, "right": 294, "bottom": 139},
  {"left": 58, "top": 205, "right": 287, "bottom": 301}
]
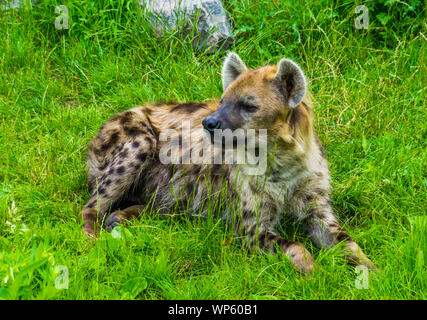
[{"left": 82, "top": 137, "right": 153, "bottom": 237}]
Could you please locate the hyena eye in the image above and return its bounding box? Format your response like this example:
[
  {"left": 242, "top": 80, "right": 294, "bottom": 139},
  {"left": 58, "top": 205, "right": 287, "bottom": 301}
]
[{"left": 240, "top": 103, "right": 258, "bottom": 112}]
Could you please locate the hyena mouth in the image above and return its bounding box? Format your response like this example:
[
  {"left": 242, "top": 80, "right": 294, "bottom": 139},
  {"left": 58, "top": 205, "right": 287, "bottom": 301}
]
[{"left": 206, "top": 129, "right": 247, "bottom": 149}]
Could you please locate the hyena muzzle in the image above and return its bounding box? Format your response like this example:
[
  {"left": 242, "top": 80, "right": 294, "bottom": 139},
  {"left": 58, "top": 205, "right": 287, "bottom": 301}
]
[{"left": 81, "top": 52, "right": 377, "bottom": 274}]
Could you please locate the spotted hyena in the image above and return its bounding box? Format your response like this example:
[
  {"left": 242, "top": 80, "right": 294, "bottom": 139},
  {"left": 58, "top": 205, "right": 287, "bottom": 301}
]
[{"left": 81, "top": 52, "right": 376, "bottom": 274}]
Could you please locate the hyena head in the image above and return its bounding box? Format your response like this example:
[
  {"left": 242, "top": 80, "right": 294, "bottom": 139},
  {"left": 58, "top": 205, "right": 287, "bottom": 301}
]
[{"left": 202, "top": 52, "right": 312, "bottom": 148}]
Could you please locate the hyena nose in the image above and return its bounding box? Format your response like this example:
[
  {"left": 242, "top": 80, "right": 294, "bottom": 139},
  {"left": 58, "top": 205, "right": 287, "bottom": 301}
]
[{"left": 202, "top": 117, "right": 222, "bottom": 132}]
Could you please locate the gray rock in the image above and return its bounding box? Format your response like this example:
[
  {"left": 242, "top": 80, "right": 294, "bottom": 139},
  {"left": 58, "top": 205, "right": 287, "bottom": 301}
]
[
  {"left": 0, "top": 0, "right": 28, "bottom": 10},
  {"left": 138, "top": 0, "right": 234, "bottom": 52}
]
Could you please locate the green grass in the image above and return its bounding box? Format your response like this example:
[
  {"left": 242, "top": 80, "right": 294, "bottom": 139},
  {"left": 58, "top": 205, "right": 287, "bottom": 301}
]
[{"left": 0, "top": 0, "right": 425, "bottom": 299}]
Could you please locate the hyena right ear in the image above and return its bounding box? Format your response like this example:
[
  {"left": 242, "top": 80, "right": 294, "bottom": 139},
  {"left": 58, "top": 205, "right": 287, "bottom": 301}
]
[
  {"left": 222, "top": 52, "right": 248, "bottom": 91},
  {"left": 275, "top": 59, "right": 307, "bottom": 108}
]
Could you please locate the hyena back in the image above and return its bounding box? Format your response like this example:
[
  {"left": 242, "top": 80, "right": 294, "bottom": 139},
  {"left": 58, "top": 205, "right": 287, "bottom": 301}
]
[{"left": 81, "top": 52, "right": 376, "bottom": 274}]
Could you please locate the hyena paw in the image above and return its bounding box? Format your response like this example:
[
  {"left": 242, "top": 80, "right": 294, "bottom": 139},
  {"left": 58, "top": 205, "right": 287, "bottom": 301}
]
[
  {"left": 83, "top": 223, "right": 96, "bottom": 238},
  {"left": 287, "top": 244, "right": 317, "bottom": 275},
  {"left": 106, "top": 212, "right": 124, "bottom": 232},
  {"left": 82, "top": 209, "right": 97, "bottom": 238},
  {"left": 361, "top": 258, "right": 378, "bottom": 272},
  {"left": 347, "top": 251, "right": 378, "bottom": 272}
]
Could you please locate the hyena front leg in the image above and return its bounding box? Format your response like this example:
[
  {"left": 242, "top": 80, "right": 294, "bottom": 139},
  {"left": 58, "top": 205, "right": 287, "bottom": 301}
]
[
  {"left": 297, "top": 190, "right": 377, "bottom": 270},
  {"left": 239, "top": 216, "right": 316, "bottom": 274},
  {"left": 82, "top": 137, "right": 153, "bottom": 237}
]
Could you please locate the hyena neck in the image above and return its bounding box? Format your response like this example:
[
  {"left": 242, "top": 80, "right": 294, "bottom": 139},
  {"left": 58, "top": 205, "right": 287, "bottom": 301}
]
[{"left": 267, "top": 130, "right": 327, "bottom": 189}]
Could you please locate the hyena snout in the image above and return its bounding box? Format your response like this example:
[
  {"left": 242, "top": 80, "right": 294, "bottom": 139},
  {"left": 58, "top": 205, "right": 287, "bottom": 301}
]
[
  {"left": 202, "top": 111, "right": 240, "bottom": 147},
  {"left": 202, "top": 105, "right": 248, "bottom": 148},
  {"left": 202, "top": 114, "right": 222, "bottom": 132},
  {"left": 203, "top": 104, "right": 239, "bottom": 133}
]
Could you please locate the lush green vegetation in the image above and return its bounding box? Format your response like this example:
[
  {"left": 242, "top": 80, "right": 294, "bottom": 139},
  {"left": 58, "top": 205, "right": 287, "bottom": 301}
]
[{"left": 0, "top": 0, "right": 425, "bottom": 299}]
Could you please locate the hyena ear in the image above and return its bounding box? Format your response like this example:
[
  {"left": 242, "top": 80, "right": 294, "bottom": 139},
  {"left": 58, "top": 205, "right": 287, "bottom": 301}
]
[
  {"left": 222, "top": 52, "right": 248, "bottom": 91},
  {"left": 275, "top": 59, "right": 307, "bottom": 108}
]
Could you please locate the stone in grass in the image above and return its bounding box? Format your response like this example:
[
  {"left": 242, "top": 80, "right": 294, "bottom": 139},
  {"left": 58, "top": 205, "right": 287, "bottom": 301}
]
[
  {"left": 0, "top": 0, "right": 30, "bottom": 10},
  {"left": 138, "top": 0, "right": 234, "bottom": 52}
]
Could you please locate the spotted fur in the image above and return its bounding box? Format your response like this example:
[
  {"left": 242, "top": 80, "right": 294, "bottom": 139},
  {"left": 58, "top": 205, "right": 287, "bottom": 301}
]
[{"left": 81, "top": 52, "right": 376, "bottom": 274}]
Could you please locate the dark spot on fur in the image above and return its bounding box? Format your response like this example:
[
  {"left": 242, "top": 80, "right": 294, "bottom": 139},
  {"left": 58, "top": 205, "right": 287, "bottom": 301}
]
[
  {"left": 336, "top": 231, "right": 352, "bottom": 242},
  {"left": 132, "top": 141, "right": 140, "bottom": 148},
  {"left": 100, "top": 132, "right": 119, "bottom": 151},
  {"left": 124, "top": 126, "right": 143, "bottom": 137},
  {"left": 328, "top": 221, "right": 340, "bottom": 229},
  {"left": 95, "top": 187, "right": 105, "bottom": 195},
  {"left": 258, "top": 233, "right": 266, "bottom": 246},
  {"left": 136, "top": 152, "right": 147, "bottom": 162},
  {"left": 242, "top": 210, "right": 251, "bottom": 220},
  {"left": 105, "top": 179, "right": 111, "bottom": 186},
  {"left": 119, "top": 111, "right": 133, "bottom": 125},
  {"left": 186, "top": 181, "right": 195, "bottom": 194},
  {"left": 187, "top": 165, "right": 202, "bottom": 178},
  {"left": 89, "top": 144, "right": 99, "bottom": 155},
  {"left": 119, "top": 150, "right": 128, "bottom": 158},
  {"left": 211, "top": 164, "right": 223, "bottom": 176},
  {"left": 301, "top": 101, "right": 311, "bottom": 111},
  {"left": 144, "top": 112, "right": 159, "bottom": 138},
  {"left": 302, "top": 192, "right": 315, "bottom": 204},
  {"left": 267, "top": 233, "right": 277, "bottom": 243},
  {"left": 108, "top": 168, "right": 114, "bottom": 175},
  {"left": 87, "top": 201, "right": 95, "bottom": 209},
  {"left": 87, "top": 181, "right": 94, "bottom": 194},
  {"left": 147, "top": 128, "right": 155, "bottom": 137},
  {"left": 271, "top": 172, "right": 281, "bottom": 183},
  {"left": 169, "top": 165, "right": 176, "bottom": 180},
  {"left": 318, "top": 187, "right": 329, "bottom": 195},
  {"left": 316, "top": 211, "right": 326, "bottom": 220},
  {"left": 116, "top": 166, "right": 125, "bottom": 174},
  {"left": 277, "top": 238, "right": 292, "bottom": 250}
]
